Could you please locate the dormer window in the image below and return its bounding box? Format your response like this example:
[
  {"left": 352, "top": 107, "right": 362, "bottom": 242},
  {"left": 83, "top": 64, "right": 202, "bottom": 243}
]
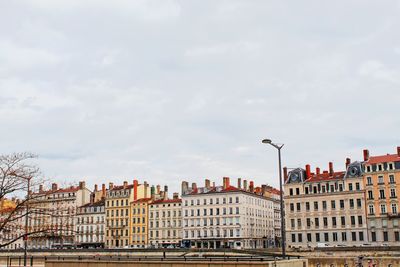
[
  {"left": 377, "top": 164, "right": 383, "bottom": 171},
  {"left": 366, "top": 166, "right": 372, "bottom": 172},
  {"left": 388, "top": 163, "right": 394, "bottom": 170}
]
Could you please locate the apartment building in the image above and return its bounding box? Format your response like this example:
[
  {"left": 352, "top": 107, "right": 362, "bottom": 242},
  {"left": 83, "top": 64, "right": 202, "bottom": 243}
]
[
  {"left": 149, "top": 190, "right": 182, "bottom": 248},
  {"left": 284, "top": 159, "right": 368, "bottom": 248},
  {"left": 0, "top": 199, "right": 24, "bottom": 249},
  {"left": 75, "top": 184, "right": 106, "bottom": 248},
  {"left": 131, "top": 197, "right": 152, "bottom": 248},
  {"left": 105, "top": 180, "right": 150, "bottom": 248},
  {"left": 181, "top": 177, "right": 277, "bottom": 249},
  {"left": 363, "top": 146, "right": 400, "bottom": 244},
  {"left": 28, "top": 182, "right": 91, "bottom": 248}
]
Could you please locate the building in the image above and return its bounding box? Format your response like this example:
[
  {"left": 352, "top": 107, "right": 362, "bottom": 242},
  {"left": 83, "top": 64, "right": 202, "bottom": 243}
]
[
  {"left": 105, "top": 180, "right": 150, "bottom": 248},
  {"left": 181, "top": 177, "right": 277, "bottom": 249},
  {"left": 0, "top": 199, "right": 24, "bottom": 249},
  {"left": 75, "top": 184, "right": 106, "bottom": 248},
  {"left": 284, "top": 159, "right": 368, "bottom": 248},
  {"left": 363, "top": 146, "right": 400, "bottom": 244},
  {"left": 28, "top": 182, "right": 91, "bottom": 249},
  {"left": 149, "top": 190, "right": 182, "bottom": 248}
]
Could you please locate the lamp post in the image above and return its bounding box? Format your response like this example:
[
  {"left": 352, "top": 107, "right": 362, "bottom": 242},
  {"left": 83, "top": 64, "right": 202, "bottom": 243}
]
[
  {"left": 23, "top": 177, "right": 31, "bottom": 267},
  {"left": 262, "top": 138, "right": 286, "bottom": 259}
]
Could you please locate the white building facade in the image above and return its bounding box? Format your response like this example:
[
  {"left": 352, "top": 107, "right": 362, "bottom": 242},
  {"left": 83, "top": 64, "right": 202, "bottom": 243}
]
[
  {"left": 75, "top": 199, "right": 105, "bottom": 248},
  {"left": 181, "top": 177, "right": 277, "bottom": 249}
]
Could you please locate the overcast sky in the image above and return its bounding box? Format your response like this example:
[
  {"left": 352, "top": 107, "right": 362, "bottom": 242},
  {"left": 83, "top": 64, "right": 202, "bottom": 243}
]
[{"left": 1, "top": 0, "right": 400, "bottom": 194}]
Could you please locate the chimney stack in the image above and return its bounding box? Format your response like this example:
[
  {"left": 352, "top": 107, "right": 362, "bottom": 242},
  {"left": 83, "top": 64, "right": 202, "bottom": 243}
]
[
  {"left": 243, "top": 180, "right": 248, "bottom": 191},
  {"left": 346, "top": 158, "right": 351, "bottom": 168},
  {"left": 223, "top": 177, "right": 230, "bottom": 189},
  {"left": 156, "top": 184, "right": 161, "bottom": 194},
  {"left": 52, "top": 183, "right": 58, "bottom": 191},
  {"left": 133, "top": 180, "right": 139, "bottom": 200},
  {"left": 144, "top": 181, "right": 148, "bottom": 198},
  {"left": 397, "top": 146, "right": 400, "bottom": 157},
  {"left": 181, "top": 181, "right": 189, "bottom": 195},
  {"left": 39, "top": 185, "right": 44, "bottom": 193},
  {"left": 261, "top": 185, "right": 267, "bottom": 196},
  {"left": 212, "top": 182, "right": 215, "bottom": 188},
  {"left": 151, "top": 185, "right": 156, "bottom": 200},
  {"left": 173, "top": 192, "right": 179, "bottom": 200},
  {"left": 164, "top": 186, "right": 168, "bottom": 200},
  {"left": 305, "top": 164, "right": 311, "bottom": 179},
  {"left": 237, "top": 178, "right": 242, "bottom": 189},
  {"left": 109, "top": 182, "right": 114, "bottom": 190},
  {"left": 102, "top": 184, "right": 106, "bottom": 198},
  {"left": 249, "top": 181, "right": 254, "bottom": 193},
  {"left": 283, "top": 167, "right": 288, "bottom": 182},
  {"left": 205, "top": 179, "right": 211, "bottom": 189},
  {"left": 363, "top": 149, "right": 370, "bottom": 161},
  {"left": 191, "top": 183, "right": 197, "bottom": 192},
  {"left": 316, "top": 167, "right": 320, "bottom": 175},
  {"left": 94, "top": 184, "right": 98, "bottom": 192},
  {"left": 123, "top": 181, "right": 128, "bottom": 189},
  {"left": 329, "top": 162, "right": 334, "bottom": 176}
]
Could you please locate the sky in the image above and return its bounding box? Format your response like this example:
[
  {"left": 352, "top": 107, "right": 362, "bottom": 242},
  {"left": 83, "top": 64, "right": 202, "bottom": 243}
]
[{"left": 1, "top": 0, "right": 400, "bottom": 194}]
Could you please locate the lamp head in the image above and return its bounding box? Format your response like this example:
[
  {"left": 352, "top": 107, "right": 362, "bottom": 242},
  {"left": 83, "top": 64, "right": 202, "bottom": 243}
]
[{"left": 262, "top": 139, "right": 272, "bottom": 144}]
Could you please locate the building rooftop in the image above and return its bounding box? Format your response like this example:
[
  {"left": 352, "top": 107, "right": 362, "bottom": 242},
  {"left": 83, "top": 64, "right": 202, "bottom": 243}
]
[
  {"left": 366, "top": 154, "right": 400, "bottom": 164},
  {"left": 80, "top": 198, "right": 105, "bottom": 208},
  {"left": 151, "top": 198, "right": 182, "bottom": 204}
]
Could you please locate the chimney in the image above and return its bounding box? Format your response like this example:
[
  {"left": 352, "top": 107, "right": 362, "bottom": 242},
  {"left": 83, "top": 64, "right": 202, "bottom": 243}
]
[
  {"left": 123, "top": 181, "right": 128, "bottom": 189},
  {"left": 397, "top": 146, "right": 400, "bottom": 157},
  {"left": 249, "top": 181, "right": 254, "bottom": 193},
  {"left": 283, "top": 167, "right": 288, "bottom": 182},
  {"left": 133, "top": 180, "right": 139, "bottom": 200},
  {"left": 79, "top": 181, "right": 85, "bottom": 190},
  {"left": 237, "top": 178, "right": 242, "bottom": 189},
  {"left": 329, "top": 162, "right": 334, "bottom": 176},
  {"left": 363, "top": 149, "right": 370, "bottom": 161},
  {"left": 261, "top": 185, "right": 267, "bottom": 195},
  {"left": 151, "top": 186, "right": 156, "bottom": 200},
  {"left": 205, "top": 179, "right": 211, "bottom": 189},
  {"left": 305, "top": 164, "right": 311, "bottom": 179},
  {"left": 346, "top": 158, "right": 351, "bottom": 168},
  {"left": 191, "top": 183, "right": 197, "bottom": 192},
  {"left": 144, "top": 181, "right": 148, "bottom": 198},
  {"left": 160, "top": 191, "right": 164, "bottom": 199},
  {"left": 156, "top": 184, "right": 161, "bottom": 194},
  {"left": 243, "top": 180, "right": 248, "bottom": 191},
  {"left": 316, "top": 167, "right": 320, "bottom": 175},
  {"left": 102, "top": 184, "right": 106, "bottom": 198},
  {"left": 52, "top": 183, "right": 58, "bottom": 191},
  {"left": 173, "top": 192, "right": 179, "bottom": 200},
  {"left": 164, "top": 186, "right": 168, "bottom": 200},
  {"left": 181, "top": 181, "right": 189, "bottom": 195},
  {"left": 223, "top": 177, "right": 230, "bottom": 189},
  {"left": 212, "top": 182, "right": 215, "bottom": 188},
  {"left": 94, "top": 184, "right": 98, "bottom": 192},
  {"left": 109, "top": 182, "right": 114, "bottom": 190},
  {"left": 39, "top": 185, "right": 44, "bottom": 193}
]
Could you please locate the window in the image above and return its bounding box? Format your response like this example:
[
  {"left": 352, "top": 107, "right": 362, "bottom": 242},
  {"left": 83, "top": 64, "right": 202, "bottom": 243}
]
[
  {"left": 316, "top": 233, "right": 320, "bottom": 242},
  {"left": 332, "top": 217, "right": 337, "bottom": 227},
  {"left": 297, "top": 218, "right": 302, "bottom": 228},
  {"left": 296, "top": 203, "right": 301, "bottom": 212},
  {"left": 290, "top": 203, "right": 294, "bottom": 212},
  {"left": 331, "top": 200, "right": 336, "bottom": 210},
  {"left": 291, "top": 234, "right": 296, "bottom": 243},
  {"left": 381, "top": 204, "right": 387, "bottom": 214},
  {"left": 351, "top": 232, "right": 356, "bottom": 241},
  {"left": 351, "top": 216, "right": 355, "bottom": 226},
  {"left": 378, "top": 176, "right": 384, "bottom": 184},
  {"left": 355, "top": 183, "right": 360, "bottom": 190},
  {"left": 366, "top": 166, "right": 371, "bottom": 172},
  {"left": 340, "top": 200, "right": 344, "bottom": 209},
  {"left": 306, "top": 218, "right": 311, "bottom": 228},
  {"left": 306, "top": 202, "right": 310, "bottom": 211},
  {"left": 380, "top": 189, "right": 386, "bottom": 199},
  {"left": 307, "top": 233, "right": 312, "bottom": 242},
  {"left": 358, "top": 216, "right": 363, "bottom": 225},
  {"left": 348, "top": 183, "right": 353, "bottom": 191},
  {"left": 369, "top": 205, "right": 375, "bottom": 215},
  {"left": 289, "top": 189, "right": 293, "bottom": 196},
  {"left": 296, "top": 188, "right": 300, "bottom": 195},
  {"left": 324, "top": 233, "right": 329, "bottom": 242},
  {"left": 391, "top": 188, "right": 396, "bottom": 198},
  {"left": 298, "top": 233, "right": 302, "bottom": 242},
  {"left": 337, "top": 232, "right": 345, "bottom": 243},
  {"left": 333, "top": 232, "right": 338, "bottom": 242},
  {"left": 315, "top": 218, "right": 319, "bottom": 228},
  {"left": 359, "top": 232, "right": 364, "bottom": 241},
  {"left": 395, "top": 231, "right": 400, "bottom": 242},
  {"left": 349, "top": 199, "right": 354, "bottom": 209},
  {"left": 383, "top": 231, "right": 388, "bottom": 242},
  {"left": 392, "top": 203, "right": 398, "bottom": 214},
  {"left": 291, "top": 219, "right": 295, "bottom": 228},
  {"left": 322, "top": 201, "right": 327, "bottom": 210},
  {"left": 371, "top": 232, "right": 376, "bottom": 242},
  {"left": 314, "top": 201, "right": 318, "bottom": 211},
  {"left": 368, "top": 190, "right": 373, "bottom": 200},
  {"left": 389, "top": 175, "right": 395, "bottom": 184},
  {"left": 357, "top": 199, "right": 362, "bottom": 208},
  {"left": 323, "top": 217, "right": 328, "bottom": 228},
  {"left": 367, "top": 176, "right": 372, "bottom": 185},
  {"left": 341, "top": 216, "right": 345, "bottom": 226}
]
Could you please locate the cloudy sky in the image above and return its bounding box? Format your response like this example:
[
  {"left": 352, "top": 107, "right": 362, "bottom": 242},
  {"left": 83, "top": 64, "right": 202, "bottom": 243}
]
[{"left": 1, "top": 0, "right": 400, "bottom": 194}]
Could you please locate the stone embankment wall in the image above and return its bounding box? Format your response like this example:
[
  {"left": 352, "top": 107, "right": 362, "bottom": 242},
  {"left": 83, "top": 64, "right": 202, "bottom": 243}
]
[{"left": 45, "top": 259, "right": 308, "bottom": 267}]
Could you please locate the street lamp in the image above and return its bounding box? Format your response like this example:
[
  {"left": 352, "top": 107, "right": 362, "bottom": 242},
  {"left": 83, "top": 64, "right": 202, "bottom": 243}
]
[
  {"left": 262, "top": 138, "right": 286, "bottom": 259},
  {"left": 23, "top": 177, "right": 32, "bottom": 267}
]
